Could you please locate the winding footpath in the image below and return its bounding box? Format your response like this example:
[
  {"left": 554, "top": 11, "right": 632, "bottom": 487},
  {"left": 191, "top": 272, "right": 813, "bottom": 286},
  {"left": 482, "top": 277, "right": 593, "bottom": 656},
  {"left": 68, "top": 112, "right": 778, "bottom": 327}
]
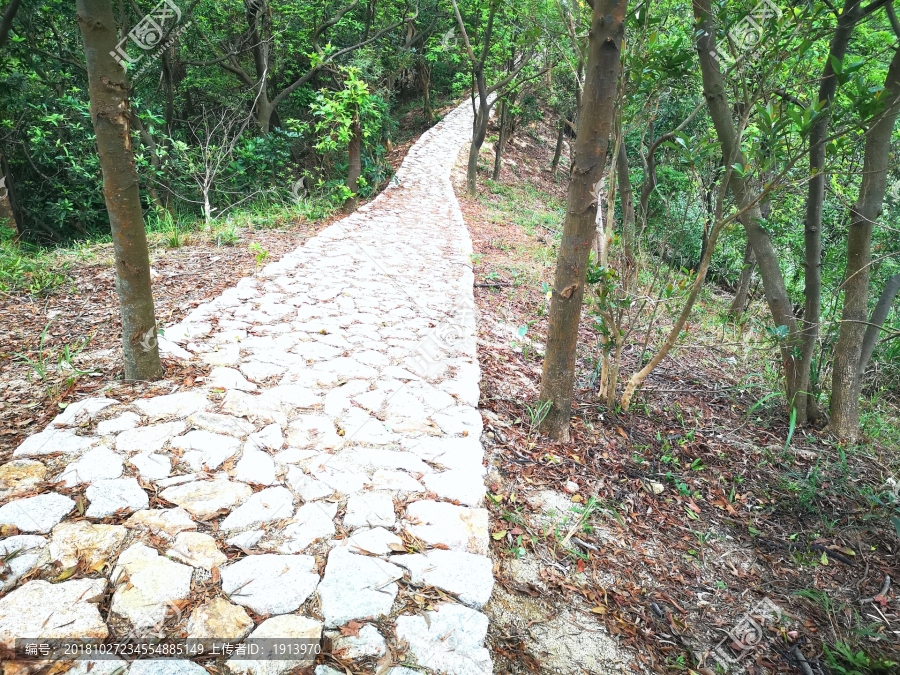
[{"left": 0, "top": 100, "right": 493, "bottom": 675}]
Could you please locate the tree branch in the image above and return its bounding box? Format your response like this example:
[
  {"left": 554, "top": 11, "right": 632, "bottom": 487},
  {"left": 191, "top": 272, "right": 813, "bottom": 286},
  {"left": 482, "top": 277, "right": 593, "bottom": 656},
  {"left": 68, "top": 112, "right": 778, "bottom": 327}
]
[
  {"left": 271, "top": 19, "right": 402, "bottom": 107},
  {"left": 0, "top": 0, "right": 22, "bottom": 48}
]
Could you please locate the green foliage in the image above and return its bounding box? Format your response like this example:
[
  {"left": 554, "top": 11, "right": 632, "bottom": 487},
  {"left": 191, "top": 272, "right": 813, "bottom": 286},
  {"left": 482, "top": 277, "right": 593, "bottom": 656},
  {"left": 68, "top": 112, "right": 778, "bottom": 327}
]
[{"left": 0, "top": 231, "right": 68, "bottom": 295}]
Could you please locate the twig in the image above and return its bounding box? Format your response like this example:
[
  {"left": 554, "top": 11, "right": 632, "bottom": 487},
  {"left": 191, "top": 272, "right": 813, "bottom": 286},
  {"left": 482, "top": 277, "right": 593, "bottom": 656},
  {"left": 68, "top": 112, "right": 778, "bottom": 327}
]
[{"left": 860, "top": 575, "right": 891, "bottom": 603}]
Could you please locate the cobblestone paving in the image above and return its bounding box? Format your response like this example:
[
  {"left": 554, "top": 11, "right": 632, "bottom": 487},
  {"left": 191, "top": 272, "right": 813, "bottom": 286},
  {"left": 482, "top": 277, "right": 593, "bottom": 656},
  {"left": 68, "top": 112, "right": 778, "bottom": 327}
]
[{"left": 0, "top": 99, "right": 493, "bottom": 675}]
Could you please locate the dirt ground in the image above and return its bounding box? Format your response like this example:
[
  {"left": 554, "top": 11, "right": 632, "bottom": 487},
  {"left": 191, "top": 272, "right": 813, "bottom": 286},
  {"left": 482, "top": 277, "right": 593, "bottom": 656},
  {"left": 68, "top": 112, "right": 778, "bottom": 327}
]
[{"left": 453, "top": 112, "right": 899, "bottom": 674}]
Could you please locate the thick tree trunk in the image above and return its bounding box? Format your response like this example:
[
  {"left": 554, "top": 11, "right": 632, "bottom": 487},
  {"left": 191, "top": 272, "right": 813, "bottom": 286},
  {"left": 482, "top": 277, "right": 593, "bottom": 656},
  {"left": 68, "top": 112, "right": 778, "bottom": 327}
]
[
  {"left": 77, "top": 0, "right": 162, "bottom": 381},
  {"left": 797, "top": 0, "right": 861, "bottom": 423},
  {"left": 492, "top": 98, "right": 508, "bottom": 180},
  {"left": 830, "top": 47, "right": 900, "bottom": 440},
  {"left": 694, "top": 0, "right": 801, "bottom": 401},
  {"left": 859, "top": 273, "right": 900, "bottom": 379},
  {"left": 346, "top": 117, "right": 362, "bottom": 210},
  {"left": 730, "top": 240, "right": 756, "bottom": 315},
  {"left": 539, "top": 0, "right": 626, "bottom": 441},
  {"left": 551, "top": 120, "right": 565, "bottom": 173}
]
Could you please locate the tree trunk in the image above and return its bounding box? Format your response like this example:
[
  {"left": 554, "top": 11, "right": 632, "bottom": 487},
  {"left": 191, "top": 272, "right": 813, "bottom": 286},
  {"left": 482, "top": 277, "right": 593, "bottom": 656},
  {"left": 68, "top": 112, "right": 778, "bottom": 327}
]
[
  {"left": 492, "top": 98, "right": 508, "bottom": 181},
  {"left": 616, "top": 142, "right": 635, "bottom": 263},
  {"left": 0, "top": 147, "right": 21, "bottom": 236},
  {"left": 539, "top": 0, "right": 626, "bottom": 441},
  {"left": 467, "top": 92, "right": 489, "bottom": 198},
  {"left": 551, "top": 120, "right": 565, "bottom": 173},
  {"left": 0, "top": 0, "right": 22, "bottom": 48},
  {"left": 859, "top": 273, "right": 900, "bottom": 379},
  {"left": 419, "top": 60, "right": 432, "bottom": 122},
  {"left": 694, "top": 0, "right": 801, "bottom": 401},
  {"left": 730, "top": 240, "right": 756, "bottom": 315},
  {"left": 797, "top": 0, "right": 861, "bottom": 423},
  {"left": 77, "top": 0, "right": 162, "bottom": 381},
  {"left": 346, "top": 117, "right": 362, "bottom": 210},
  {"left": 830, "top": 47, "right": 900, "bottom": 440}
]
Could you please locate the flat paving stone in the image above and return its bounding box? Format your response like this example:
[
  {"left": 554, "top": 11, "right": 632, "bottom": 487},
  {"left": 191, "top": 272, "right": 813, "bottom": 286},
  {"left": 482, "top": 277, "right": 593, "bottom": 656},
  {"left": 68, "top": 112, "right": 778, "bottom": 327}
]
[
  {"left": 0, "top": 578, "right": 108, "bottom": 649},
  {"left": 129, "top": 452, "right": 172, "bottom": 480},
  {"left": 188, "top": 411, "right": 255, "bottom": 437},
  {"left": 110, "top": 543, "right": 192, "bottom": 628},
  {"left": 393, "top": 549, "right": 494, "bottom": 608},
  {"left": 48, "top": 521, "right": 126, "bottom": 569},
  {"left": 332, "top": 623, "right": 387, "bottom": 659},
  {"left": 0, "top": 535, "right": 47, "bottom": 590},
  {"left": 221, "top": 554, "right": 319, "bottom": 615},
  {"left": 317, "top": 548, "right": 403, "bottom": 627},
  {"left": 13, "top": 426, "right": 99, "bottom": 458},
  {"left": 220, "top": 486, "right": 294, "bottom": 530},
  {"left": 404, "top": 500, "right": 490, "bottom": 555},
  {"left": 333, "top": 526, "right": 403, "bottom": 555},
  {"left": 125, "top": 507, "right": 197, "bottom": 538},
  {"left": 116, "top": 421, "right": 186, "bottom": 454},
  {"left": 134, "top": 390, "right": 210, "bottom": 420},
  {"left": 167, "top": 531, "right": 227, "bottom": 570},
  {"left": 85, "top": 477, "right": 148, "bottom": 517},
  {"left": 0, "top": 459, "right": 47, "bottom": 499},
  {"left": 186, "top": 597, "right": 253, "bottom": 639},
  {"left": 395, "top": 603, "right": 492, "bottom": 675},
  {"left": 57, "top": 446, "right": 123, "bottom": 486},
  {"left": 344, "top": 491, "right": 396, "bottom": 529},
  {"left": 96, "top": 411, "right": 141, "bottom": 436},
  {"left": 227, "top": 615, "right": 322, "bottom": 675},
  {"left": 278, "top": 501, "right": 337, "bottom": 553},
  {"left": 0, "top": 492, "right": 74, "bottom": 533},
  {"left": 235, "top": 447, "right": 277, "bottom": 485},
  {"left": 160, "top": 479, "right": 252, "bottom": 520}
]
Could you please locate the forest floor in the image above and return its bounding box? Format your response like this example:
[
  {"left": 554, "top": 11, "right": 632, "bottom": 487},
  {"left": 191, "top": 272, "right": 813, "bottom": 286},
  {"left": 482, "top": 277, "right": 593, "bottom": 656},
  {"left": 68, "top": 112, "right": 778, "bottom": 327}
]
[
  {"left": 0, "top": 99, "right": 448, "bottom": 462},
  {"left": 452, "top": 115, "right": 900, "bottom": 673}
]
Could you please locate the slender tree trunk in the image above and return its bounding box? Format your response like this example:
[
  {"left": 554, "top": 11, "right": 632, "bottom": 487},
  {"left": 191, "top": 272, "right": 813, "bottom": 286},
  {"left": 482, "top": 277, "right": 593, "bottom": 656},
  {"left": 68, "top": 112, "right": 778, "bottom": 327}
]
[
  {"left": 539, "top": 0, "right": 627, "bottom": 441},
  {"left": 694, "top": 0, "right": 801, "bottom": 401},
  {"left": 830, "top": 47, "right": 900, "bottom": 440},
  {"left": 467, "top": 91, "right": 489, "bottom": 198},
  {"left": 77, "top": 0, "right": 162, "bottom": 381},
  {"left": 621, "top": 193, "right": 729, "bottom": 410},
  {"left": 797, "top": 0, "right": 861, "bottom": 423},
  {"left": 0, "top": 147, "right": 21, "bottom": 236},
  {"left": 551, "top": 120, "right": 565, "bottom": 173},
  {"left": 617, "top": 142, "right": 635, "bottom": 263},
  {"left": 419, "top": 60, "right": 432, "bottom": 122},
  {"left": 730, "top": 240, "right": 756, "bottom": 315},
  {"left": 858, "top": 273, "right": 900, "bottom": 379},
  {"left": 492, "top": 98, "right": 508, "bottom": 180},
  {"left": 346, "top": 117, "right": 362, "bottom": 210}
]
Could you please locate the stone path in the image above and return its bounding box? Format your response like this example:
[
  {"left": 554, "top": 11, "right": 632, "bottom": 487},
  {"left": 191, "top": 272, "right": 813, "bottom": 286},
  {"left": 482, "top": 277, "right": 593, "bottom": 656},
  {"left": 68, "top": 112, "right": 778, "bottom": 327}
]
[{"left": 0, "top": 100, "right": 493, "bottom": 675}]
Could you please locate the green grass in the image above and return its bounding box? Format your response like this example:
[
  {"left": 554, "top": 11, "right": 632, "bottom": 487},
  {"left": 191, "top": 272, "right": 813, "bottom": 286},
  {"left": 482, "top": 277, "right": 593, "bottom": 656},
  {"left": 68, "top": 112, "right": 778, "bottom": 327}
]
[{"left": 0, "top": 231, "right": 69, "bottom": 296}]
